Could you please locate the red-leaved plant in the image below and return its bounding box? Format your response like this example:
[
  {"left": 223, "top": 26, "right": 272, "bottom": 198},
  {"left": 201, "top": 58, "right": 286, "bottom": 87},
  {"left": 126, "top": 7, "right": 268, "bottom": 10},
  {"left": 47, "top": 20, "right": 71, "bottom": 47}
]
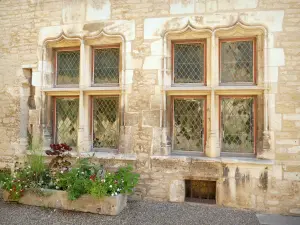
[
  {"left": 46, "top": 143, "right": 72, "bottom": 173},
  {"left": 46, "top": 143, "right": 72, "bottom": 156}
]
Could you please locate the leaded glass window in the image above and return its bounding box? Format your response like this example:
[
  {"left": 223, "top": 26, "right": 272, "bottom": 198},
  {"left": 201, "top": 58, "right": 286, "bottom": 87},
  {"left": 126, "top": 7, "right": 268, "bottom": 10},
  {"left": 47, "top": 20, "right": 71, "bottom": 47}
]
[
  {"left": 93, "top": 96, "right": 119, "bottom": 149},
  {"left": 55, "top": 97, "right": 79, "bottom": 146},
  {"left": 220, "top": 97, "right": 255, "bottom": 153},
  {"left": 173, "top": 98, "right": 205, "bottom": 151},
  {"left": 220, "top": 40, "right": 255, "bottom": 84},
  {"left": 56, "top": 50, "right": 80, "bottom": 85},
  {"left": 93, "top": 47, "right": 120, "bottom": 84},
  {"left": 173, "top": 42, "right": 205, "bottom": 84}
]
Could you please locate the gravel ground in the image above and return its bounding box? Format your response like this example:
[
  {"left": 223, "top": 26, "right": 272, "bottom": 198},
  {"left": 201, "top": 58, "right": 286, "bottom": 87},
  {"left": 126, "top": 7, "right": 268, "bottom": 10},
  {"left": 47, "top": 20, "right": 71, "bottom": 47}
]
[{"left": 0, "top": 196, "right": 260, "bottom": 225}]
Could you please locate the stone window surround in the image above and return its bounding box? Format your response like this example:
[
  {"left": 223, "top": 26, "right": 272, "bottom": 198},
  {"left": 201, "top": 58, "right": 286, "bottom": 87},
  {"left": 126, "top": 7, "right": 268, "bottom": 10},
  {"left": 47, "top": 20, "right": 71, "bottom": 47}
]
[
  {"left": 162, "top": 22, "right": 270, "bottom": 159},
  {"left": 29, "top": 20, "right": 274, "bottom": 161},
  {"left": 39, "top": 30, "right": 128, "bottom": 154}
]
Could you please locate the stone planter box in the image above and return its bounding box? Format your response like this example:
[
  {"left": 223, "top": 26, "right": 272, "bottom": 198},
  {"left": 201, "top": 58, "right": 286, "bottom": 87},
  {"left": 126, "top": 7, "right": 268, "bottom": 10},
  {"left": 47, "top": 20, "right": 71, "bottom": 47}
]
[{"left": 3, "top": 189, "right": 127, "bottom": 215}]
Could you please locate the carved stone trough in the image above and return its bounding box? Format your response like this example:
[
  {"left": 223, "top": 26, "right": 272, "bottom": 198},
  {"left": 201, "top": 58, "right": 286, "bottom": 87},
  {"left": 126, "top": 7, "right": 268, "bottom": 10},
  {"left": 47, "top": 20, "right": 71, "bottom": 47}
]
[{"left": 3, "top": 189, "right": 127, "bottom": 215}]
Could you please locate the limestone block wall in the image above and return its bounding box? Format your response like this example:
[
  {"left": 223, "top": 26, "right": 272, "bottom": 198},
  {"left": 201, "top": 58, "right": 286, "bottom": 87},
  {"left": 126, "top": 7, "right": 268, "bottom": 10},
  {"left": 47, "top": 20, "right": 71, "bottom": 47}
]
[{"left": 0, "top": 0, "right": 299, "bottom": 215}]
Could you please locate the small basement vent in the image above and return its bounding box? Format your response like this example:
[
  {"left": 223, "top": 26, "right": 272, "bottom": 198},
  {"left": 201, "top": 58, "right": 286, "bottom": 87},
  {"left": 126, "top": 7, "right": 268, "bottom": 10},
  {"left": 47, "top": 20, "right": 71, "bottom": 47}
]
[{"left": 185, "top": 180, "right": 216, "bottom": 204}]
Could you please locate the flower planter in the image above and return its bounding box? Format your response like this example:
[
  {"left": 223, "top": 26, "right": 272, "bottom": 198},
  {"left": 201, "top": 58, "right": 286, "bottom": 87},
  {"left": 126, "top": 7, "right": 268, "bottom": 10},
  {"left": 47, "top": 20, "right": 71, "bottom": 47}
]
[{"left": 3, "top": 189, "right": 127, "bottom": 215}]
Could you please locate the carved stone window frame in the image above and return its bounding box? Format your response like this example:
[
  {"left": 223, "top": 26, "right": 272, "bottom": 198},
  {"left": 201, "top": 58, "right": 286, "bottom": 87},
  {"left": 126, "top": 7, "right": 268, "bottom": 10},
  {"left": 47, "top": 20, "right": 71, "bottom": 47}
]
[
  {"left": 38, "top": 29, "right": 128, "bottom": 154},
  {"left": 215, "top": 23, "right": 265, "bottom": 158},
  {"left": 163, "top": 22, "right": 269, "bottom": 159}
]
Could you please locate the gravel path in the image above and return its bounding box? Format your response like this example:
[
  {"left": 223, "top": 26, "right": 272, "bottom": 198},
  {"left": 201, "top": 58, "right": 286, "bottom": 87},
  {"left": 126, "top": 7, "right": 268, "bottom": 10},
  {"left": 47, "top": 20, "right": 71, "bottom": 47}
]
[{"left": 0, "top": 197, "right": 260, "bottom": 225}]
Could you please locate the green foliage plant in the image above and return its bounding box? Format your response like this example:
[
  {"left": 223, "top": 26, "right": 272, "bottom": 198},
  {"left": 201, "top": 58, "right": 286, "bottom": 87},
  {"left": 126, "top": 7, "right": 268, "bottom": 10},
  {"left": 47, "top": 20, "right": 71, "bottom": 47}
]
[{"left": 1, "top": 142, "right": 140, "bottom": 202}]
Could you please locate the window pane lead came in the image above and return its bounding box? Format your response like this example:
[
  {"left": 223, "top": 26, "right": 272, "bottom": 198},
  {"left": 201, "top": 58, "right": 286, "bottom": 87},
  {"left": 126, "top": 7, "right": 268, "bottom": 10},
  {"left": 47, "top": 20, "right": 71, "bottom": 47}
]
[
  {"left": 93, "top": 96, "right": 119, "bottom": 149},
  {"left": 220, "top": 40, "right": 254, "bottom": 84},
  {"left": 55, "top": 98, "right": 79, "bottom": 146},
  {"left": 173, "top": 98, "right": 205, "bottom": 152},
  {"left": 56, "top": 50, "right": 80, "bottom": 85},
  {"left": 93, "top": 48, "right": 120, "bottom": 84},
  {"left": 221, "top": 97, "right": 255, "bottom": 153},
  {"left": 174, "top": 43, "right": 205, "bottom": 84}
]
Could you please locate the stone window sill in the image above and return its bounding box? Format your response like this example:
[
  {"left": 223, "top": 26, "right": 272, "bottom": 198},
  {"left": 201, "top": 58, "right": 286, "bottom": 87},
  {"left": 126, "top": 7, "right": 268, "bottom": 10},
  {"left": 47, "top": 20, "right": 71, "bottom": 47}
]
[
  {"left": 27, "top": 150, "right": 137, "bottom": 161},
  {"left": 150, "top": 155, "right": 274, "bottom": 165},
  {"left": 79, "top": 152, "right": 137, "bottom": 161}
]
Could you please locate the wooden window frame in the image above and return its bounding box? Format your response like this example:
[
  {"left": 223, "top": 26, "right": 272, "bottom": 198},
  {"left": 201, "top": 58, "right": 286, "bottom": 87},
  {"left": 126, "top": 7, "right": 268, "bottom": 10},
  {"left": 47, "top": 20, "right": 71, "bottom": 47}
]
[
  {"left": 91, "top": 44, "right": 121, "bottom": 87},
  {"left": 171, "top": 40, "right": 207, "bottom": 85},
  {"left": 89, "top": 95, "right": 121, "bottom": 151},
  {"left": 171, "top": 95, "right": 207, "bottom": 154},
  {"left": 54, "top": 47, "right": 80, "bottom": 87},
  {"left": 219, "top": 37, "right": 257, "bottom": 85},
  {"left": 52, "top": 96, "right": 79, "bottom": 145},
  {"left": 219, "top": 95, "right": 257, "bottom": 156}
]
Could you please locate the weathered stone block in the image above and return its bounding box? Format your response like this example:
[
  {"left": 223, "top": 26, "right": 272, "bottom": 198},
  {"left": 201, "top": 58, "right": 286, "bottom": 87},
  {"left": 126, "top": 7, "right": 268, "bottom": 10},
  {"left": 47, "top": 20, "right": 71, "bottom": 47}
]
[
  {"left": 86, "top": 0, "right": 111, "bottom": 21},
  {"left": 170, "top": 0, "right": 194, "bottom": 15},
  {"left": 142, "top": 110, "right": 160, "bottom": 127},
  {"left": 169, "top": 180, "right": 185, "bottom": 202}
]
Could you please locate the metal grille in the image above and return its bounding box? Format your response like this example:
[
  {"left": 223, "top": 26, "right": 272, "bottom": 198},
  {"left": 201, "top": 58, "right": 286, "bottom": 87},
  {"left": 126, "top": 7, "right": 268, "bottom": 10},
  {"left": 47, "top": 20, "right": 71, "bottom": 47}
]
[
  {"left": 221, "top": 97, "right": 254, "bottom": 153},
  {"left": 56, "top": 50, "right": 80, "bottom": 85},
  {"left": 174, "top": 43, "right": 204, "bottom": 83},
  {"left": 93, "top": 48, "right": 119, "bottom": 84},
  {"left": 173, "top": 98, "right": 204, "bottom": 151},
  {"left": 93, "top": 96, "right": 119, "bottom": 148},
  {"left": 55, "top": 98, "right": 79, "bottom": 146},
  {"left": 220, "top": 40, "right": 254, "bottom": 83}
]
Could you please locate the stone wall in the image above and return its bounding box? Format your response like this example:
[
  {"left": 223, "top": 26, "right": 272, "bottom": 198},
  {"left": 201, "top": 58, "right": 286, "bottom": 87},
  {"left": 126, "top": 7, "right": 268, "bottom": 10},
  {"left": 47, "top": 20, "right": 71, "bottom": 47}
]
[{"left": 0, "top": 0, "right": 300, "bottom": 215}]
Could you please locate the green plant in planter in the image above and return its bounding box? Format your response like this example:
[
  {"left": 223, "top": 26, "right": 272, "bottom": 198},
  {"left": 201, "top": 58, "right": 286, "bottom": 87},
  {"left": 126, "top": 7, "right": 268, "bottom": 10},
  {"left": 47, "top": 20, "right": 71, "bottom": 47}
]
[
  {"left": 1, "top": 176, "right": 25, "bottom": 200},
  {"left": 114, "top": 165, "right": 139, "bottom": 194},
  {"left": 0, "top": 140, "right": 52, "bottom": 200},
  {"left": 0, "top": 170, "right": 10, "bottom": 183},
  {"left": 87, "top": 165, "right": 139, "bottom": 198},
  {"left": 52, "top": 158, "right": 140, "bottom": 200},
  {"left": 1, "top": 142, "right": 140, "bottom": 202}
]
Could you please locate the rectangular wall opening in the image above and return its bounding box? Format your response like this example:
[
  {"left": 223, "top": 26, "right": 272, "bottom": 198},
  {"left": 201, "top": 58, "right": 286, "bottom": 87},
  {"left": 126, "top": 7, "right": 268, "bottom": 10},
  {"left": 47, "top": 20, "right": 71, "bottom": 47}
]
[{"left": 185, "top": 180, "right": 216, "bottom": 204}]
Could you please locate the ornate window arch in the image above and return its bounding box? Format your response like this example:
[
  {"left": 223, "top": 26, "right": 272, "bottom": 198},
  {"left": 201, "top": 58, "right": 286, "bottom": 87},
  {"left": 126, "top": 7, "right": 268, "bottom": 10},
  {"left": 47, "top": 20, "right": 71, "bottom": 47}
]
[
  {"left": 34, "top": 22, "right": 135, "bottom": 155},
  {"left": 160, "top": 20, "right": 271, "bottom": 159}
]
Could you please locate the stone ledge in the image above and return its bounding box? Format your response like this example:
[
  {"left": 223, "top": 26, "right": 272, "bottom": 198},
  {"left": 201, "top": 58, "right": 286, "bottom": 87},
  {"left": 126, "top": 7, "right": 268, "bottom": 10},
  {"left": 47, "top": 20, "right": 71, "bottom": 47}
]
[
  {"left": 26, "top": 151, "right": 137, "bottom": 161},
  {"left": 80, "top": 152, "right": 137, "bottom": 161},
  {"left": 22, "top": 64, "right": 37, "bottom": 69},
  {"left": 150, "top": 155, "right": 274, "bottom": 166}
]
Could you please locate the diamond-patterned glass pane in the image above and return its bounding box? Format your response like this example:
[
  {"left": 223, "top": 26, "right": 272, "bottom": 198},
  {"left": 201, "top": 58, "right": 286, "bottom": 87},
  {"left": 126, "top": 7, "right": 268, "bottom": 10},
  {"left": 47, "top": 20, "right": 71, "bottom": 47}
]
[
  {"left": 57, "top": 51, "right": 80, "bottom": 85},
  {"left": 55, "top": 98, "right": 79, "bottom": 146},
  {"left": 93, "top": 97, "right": 119, "bottom": 148},
  {"left": 94, "top": 48, "right": 119, "bottom": 84},
  {"left": 221, "top": 97, "right": 254, "bottom": 153},
  {"left": 174, "top": 43, "right": 204, "bottom": 83},
  {"left": 173, "top": 98, "right": 205, "bottom": 151},
  {"left": 221, "top": 41, "right": 254, "bottom": 83}
]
